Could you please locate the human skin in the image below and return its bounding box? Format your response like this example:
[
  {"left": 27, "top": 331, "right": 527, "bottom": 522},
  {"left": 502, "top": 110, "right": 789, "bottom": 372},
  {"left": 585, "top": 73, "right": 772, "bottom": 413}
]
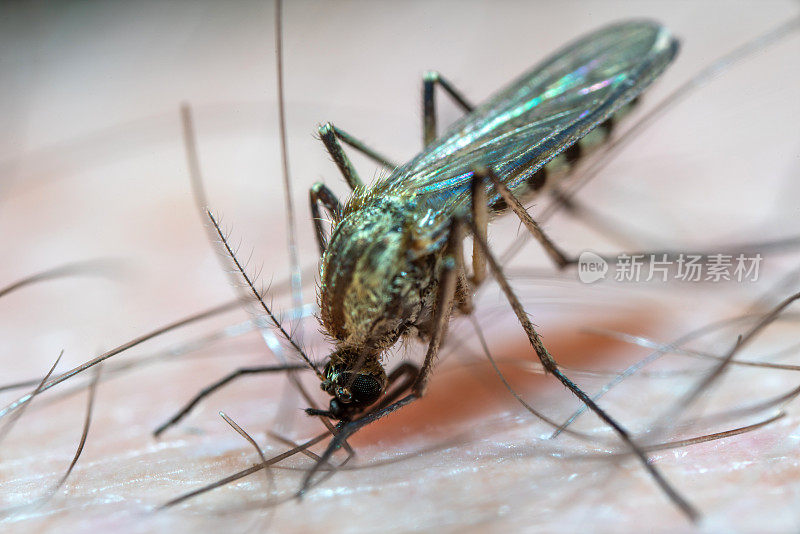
[{"left": 1, "top": 1, "right": 799, "bottom": 532}]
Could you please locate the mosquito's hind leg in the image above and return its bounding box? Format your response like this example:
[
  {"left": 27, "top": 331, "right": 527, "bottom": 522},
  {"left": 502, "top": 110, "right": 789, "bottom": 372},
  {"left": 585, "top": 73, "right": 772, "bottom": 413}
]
[
  {"left": 469, "top": 173, "right": 489, "bottom": 286},
  {"left": 473, "top": 167, "right": 575, "bottom": 270},
  {"left": 466, "top": 215, "right": 700, "bottom": 522},
  {"left": 309, "top": 182, "right": 343, "bottom": 254},
  {"left": 450, "top": 176, "right": 488, "bottom": 315},
  {"left": 153, "top": 363, "right": 311, "bottom": 437},
  {"left": 318, "top": 122, "right": 398, "bottom": 191},
  {"left": 422, "top": 71, "right": 475, "bottom": 146}
]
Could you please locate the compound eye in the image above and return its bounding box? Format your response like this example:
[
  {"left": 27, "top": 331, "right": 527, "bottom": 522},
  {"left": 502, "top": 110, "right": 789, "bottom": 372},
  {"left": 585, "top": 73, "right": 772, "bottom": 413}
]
[{"left": 349, "top": 374, "right": 382, "bottom": 406}]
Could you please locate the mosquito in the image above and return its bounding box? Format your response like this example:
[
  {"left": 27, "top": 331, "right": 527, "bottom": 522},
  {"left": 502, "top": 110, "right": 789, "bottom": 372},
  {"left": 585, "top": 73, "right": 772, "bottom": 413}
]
[
  {"left": 162, "top": 16, "right": 704, "bottom": 519},
  {"left": 304, "top": 17, "right": 696, "bottom": 512},
  {"left": 3, "top": 5, "right": 798, "bottom": 527},
  {"left": 153, "top": 4, "right": 800, "bottom": 517}
]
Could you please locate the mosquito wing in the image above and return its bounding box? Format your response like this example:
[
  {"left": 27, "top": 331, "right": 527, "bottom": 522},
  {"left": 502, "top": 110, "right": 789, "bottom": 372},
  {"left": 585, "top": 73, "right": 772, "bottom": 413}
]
[{"left": 373, "top": 19, "right": 678, "bottom": 218}]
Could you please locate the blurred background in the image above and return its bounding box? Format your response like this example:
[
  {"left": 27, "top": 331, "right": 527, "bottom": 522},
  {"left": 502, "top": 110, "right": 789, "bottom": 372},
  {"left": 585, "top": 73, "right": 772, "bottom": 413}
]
[{"left": 1, "top": 1, "right": 799, "bottom": 532}]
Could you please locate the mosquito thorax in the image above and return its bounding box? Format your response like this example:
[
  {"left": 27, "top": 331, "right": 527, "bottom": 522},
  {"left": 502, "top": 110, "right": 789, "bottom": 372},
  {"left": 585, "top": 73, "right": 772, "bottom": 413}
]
[{"left": 319, "top": 196, "right": 442, "bottom": 352}]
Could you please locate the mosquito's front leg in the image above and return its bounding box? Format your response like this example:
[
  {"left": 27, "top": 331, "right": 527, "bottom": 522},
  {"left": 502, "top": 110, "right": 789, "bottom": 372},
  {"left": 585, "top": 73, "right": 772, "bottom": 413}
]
[
  {"left": 412, "top": 218, "right": 462, "bottom": 396},
  {"left": 450, "top": 175, "right": 489, "bottom": 316},
  {"left": 309, "top": 182, "right": 343, "bottom": 254},
  {"left": 318, "top": 122, "right": 398, "bottom": 190},
  {"left": 469, "top": 173, "right": 488, "bottom": 286}
]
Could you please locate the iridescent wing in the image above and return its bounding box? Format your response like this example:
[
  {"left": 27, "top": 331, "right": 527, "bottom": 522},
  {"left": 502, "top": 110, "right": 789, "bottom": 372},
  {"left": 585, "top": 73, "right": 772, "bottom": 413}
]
[{"left": 372, "top": 20, "right": 679, "bottom": 217}]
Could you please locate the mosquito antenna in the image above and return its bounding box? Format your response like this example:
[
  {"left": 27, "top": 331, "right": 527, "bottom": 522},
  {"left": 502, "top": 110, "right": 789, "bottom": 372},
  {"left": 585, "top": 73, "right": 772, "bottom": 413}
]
[
  {"left": 206, "top": 209, "right": 322, "bottom": 379},
  {"left": 181, "top": 102, "right": 241, "bottom": 277},
  {"left": 205, "top": 210, "right": 347, "bottom": 445},
  {"left": 183, "top": 102, "right": 270, "bottom": 297},
  {"left": 180, "top": 97, "right": 326, "bottom": 431}
]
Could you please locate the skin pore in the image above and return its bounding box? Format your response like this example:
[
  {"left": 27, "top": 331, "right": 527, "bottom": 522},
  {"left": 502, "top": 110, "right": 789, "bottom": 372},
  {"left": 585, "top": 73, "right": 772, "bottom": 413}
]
[{"left": 1, "top": 1, "right": 799, "bottom": 532}]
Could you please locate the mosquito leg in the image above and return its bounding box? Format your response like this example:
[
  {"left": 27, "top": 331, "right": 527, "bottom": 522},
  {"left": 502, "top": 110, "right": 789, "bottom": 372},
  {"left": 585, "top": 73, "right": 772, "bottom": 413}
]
[
  {"left": 153, "top": 364, "right": 310, "bottom": 437},
  {"left": 300, "top": 219, "right": 463, "bottom": 494},
  {"left": 318, "top": 122, "right": 398, "bottom": 191},
  {"left": 299, "top": 395, "right": 416, "bottom": 497},
  {"left": 469, "top": 173, "right": 489, "bottom": 286},
  {"left": 474, "top": 166, "right": 574, "bottom": 270},
  {"left": 422, "top": 71, "right": 475, "bottom": 146},
  {"left": 413, "top": 219, "right": 462, "bottom": 395},
  {"left": 328, "top": 123, "right": 398, "bottom": 170},
  {"left": 309, "top": 182, "right": 343, "bottom": 254},
  {"left": 454, "top": 272, "right": 474, "bottom": 315},
  {"left": 446, "top": 182, "right": 483, "bottom": 313},
  {"left": 467, "top": 216, "right": 700, "bottom": 522},
  {"left": 455, "top": 186, "right": 477, "bottom": 313}
]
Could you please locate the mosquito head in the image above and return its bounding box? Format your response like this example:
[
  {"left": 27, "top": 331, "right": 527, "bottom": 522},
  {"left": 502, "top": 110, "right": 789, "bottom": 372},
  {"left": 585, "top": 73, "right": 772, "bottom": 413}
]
[{"left": 314, "top": 348, "right": 386, "bottom": 420}]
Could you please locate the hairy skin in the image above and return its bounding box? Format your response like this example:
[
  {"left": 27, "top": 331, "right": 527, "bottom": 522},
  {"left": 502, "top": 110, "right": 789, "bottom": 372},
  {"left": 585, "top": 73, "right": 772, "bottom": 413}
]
[{"left": 1, "top": 1, "right": 799, "bottom": 532}]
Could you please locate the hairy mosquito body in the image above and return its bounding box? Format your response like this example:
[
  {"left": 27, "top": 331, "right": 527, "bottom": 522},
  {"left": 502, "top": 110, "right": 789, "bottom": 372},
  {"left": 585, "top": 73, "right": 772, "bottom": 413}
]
[{"left": 269, "top": 17, "right": 711, "bottom": 520}]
